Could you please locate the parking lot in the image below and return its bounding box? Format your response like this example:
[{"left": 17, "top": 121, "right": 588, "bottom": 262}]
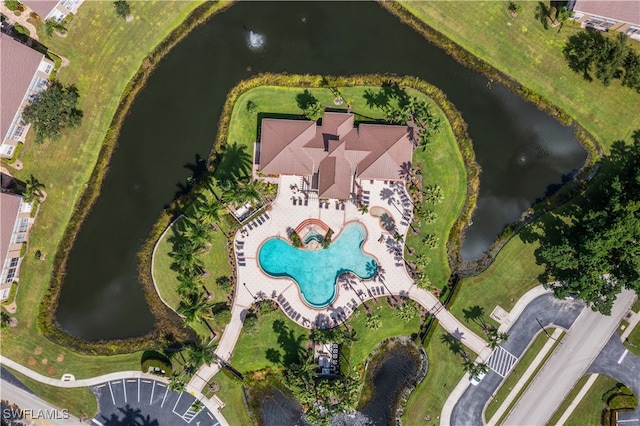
[{"left": 90, "top": 378, "right": 221, "bottom": 426}]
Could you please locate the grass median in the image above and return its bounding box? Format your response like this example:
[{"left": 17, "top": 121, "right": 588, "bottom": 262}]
[{"left": 485, "top": 328, "right": 563, "bottom": 423}]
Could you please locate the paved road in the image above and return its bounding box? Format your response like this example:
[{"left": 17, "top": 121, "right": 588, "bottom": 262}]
[
  {"left": 587, "top": 333, "right": 640, "bottom": 425},
  {"left": 450, "top": 293, "right": 584, "bottom": 425},
  {"left": 1, "top": 379, "right": 83, "bottom": 425},
  {"left": 503, "top": 288, "right": 636, "bottom": 426}
]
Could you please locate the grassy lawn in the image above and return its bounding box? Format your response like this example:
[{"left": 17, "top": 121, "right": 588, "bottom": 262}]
[
  {"left": 230, "top": 85, "right": 466, "bottom": 289},
  {"left": 5, "top": 367, "right": 98, "bottom": 419},
  {"left": 231, "top": 308, "right": 310, "bottom": 372},
  {"left": 398, "top": 1, "right": 640, "bottom": 149},
  {"left": 485, "top": 328, "right": 563, "bottom": 423},
  {"left": 347, "top": 302, "right": 420, "bottom": 368},
  {"left": 152, "top": 215, "right": 233, "bottom": 337},
  {"left": 211, "top": 372, "right": 253, "bottom": 426},
  {"left": 624, "top": 322, "right": 640, "bottom": 357},
  {"left": 450, "top": 235, "right": 544, "bottom": 336},
  {"left": 402, "top": 324, "right": 466, "bottom": 425},
  {"left": 560, "top": 375, "right": 618, "bottom": 426},
  {"left": 0, "top": 1, "right": 217, "bottom": 377}
]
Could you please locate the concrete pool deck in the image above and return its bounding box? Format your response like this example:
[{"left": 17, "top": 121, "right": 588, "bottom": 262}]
[{"left": 189, "top": 175, "right": 489, "bottom": 392}]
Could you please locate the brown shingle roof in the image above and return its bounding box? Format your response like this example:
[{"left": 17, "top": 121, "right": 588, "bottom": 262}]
[
  {"left": 0, "top": 192, "right": 21, "bottom": 267},
  {"left": 22, "top": 0, "right": 57, "bottom": 19},
  {"left": 258, "top": 112, "right": 412, "bottom": 198},
  {"left": 1, "top": 34, "right": 45, "bottom": 139},
  {"left": 573, "top": 0, "right": 640, "bottom": 26}
]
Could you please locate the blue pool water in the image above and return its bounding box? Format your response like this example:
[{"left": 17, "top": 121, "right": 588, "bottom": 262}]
[{"left": 258, "top": 222, "right": 378, "bottom": 307}]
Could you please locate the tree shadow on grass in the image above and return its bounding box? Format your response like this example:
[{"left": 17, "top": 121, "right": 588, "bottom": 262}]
[
  {"left": 212, "top": 142, "right": 252, "bottom": 184},
  {"left": 271, "top": 319, "right": 306, "bottom": 368},
  {"left": 295, "top": 89, "right": 319, "bottom": 111}
]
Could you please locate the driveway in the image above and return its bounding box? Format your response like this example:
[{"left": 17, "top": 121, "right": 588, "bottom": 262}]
[
  {"left": 587, "top": 334, "right": 640, "bottom": 424},
  {"left": 450, "top": 293, "right": 585, "bottom": 425},
  {"left": 90, "top": 378, "right": 222, "bottom": 426}
]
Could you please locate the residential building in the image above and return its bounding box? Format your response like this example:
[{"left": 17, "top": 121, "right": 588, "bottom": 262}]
[
  {"left": 22, "top": 0, "right": 85, "bottom": 22},
  {"left": 0, "top": 192, "right": 33, "bottom": 301},
  {"left": 0, "top": 33, "right": 54, "bottom": 158},
  {"left": 255, "top": 112, "right": 413, "bottom": 200},
  {"left": 569, "top": 0, "right": 640, "bottom": 40}
]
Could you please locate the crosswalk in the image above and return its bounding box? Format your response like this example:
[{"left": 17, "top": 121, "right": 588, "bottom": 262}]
[{"left": 487, "top": 346, "right": 518, "bottom": 378}]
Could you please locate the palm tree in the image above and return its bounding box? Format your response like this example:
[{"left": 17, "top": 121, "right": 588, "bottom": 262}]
[
  {"left": 364, "top": 314, "right": 381, "bottom": 330},
  {"left": 186, "top": 337, "right": 216, "bottom": 369},
  {"left": 168, "top": 372, "right": 186, "bottom": 392},
  {"left": 358, "top": 204, "right": 369, "bottom": 215},
  {"left": 422, "top": 234, "right": 439, "bottom": 250},
  {"left": 418, "top": 209, "right": 437, "bottom": 224},
  {"left": 176, "top": 274, "right": 201, "bottom": 297},
  {"left": 23, "top": 174, "right": 45, "bottom": 203},
  {"left": 177, "top": 292, "right": 214, "bottom": 327},
  {"left": 415, "top": 273, "right": 431, "bottom": 290},
  {"left": 194, "top": 194, "right": 222, "bottom": 228},
  {"left": 182, "top": 219, "right": 210, "bottom": 248},
  {"left": 415, "top": 254, "right": 431, "bottom": 271},
  {"left": 423, "top": 185, "right": 444, "bottom": 204},
  {"left": 170, "top": 243, "right": 204, "bottom": 277}
]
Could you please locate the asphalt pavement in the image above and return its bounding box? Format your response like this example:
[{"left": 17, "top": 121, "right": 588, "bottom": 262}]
[
  {"left": 450, "top": 293, "right": 584, "bottom": 425},
  {"left": 503, "top": 288, "right": 636, "bottom": 426}
]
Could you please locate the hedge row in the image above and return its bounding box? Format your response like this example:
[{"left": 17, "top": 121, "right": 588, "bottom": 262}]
[{"left": 38, "top": 1, "right": 230, "bottom": 355}]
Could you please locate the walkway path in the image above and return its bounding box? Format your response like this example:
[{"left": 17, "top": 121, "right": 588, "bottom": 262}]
[
  {"left": 0, "top": 4, "right": 40, "bottom": 41},
  {"left": 190, "top": 176, "right": 489, "bottom": 391}
]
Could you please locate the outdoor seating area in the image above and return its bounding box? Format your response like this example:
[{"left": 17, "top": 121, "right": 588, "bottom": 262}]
[{"left": 314, "top": 342, "right": 340, "bottom": 376}]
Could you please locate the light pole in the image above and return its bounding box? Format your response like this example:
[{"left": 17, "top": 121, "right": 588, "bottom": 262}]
[
  {"left": 535, "top": 317, "right": 561, "bottom": 344},
  {"left": 243, "top": 282, "right": 257, "bottom": 301}
]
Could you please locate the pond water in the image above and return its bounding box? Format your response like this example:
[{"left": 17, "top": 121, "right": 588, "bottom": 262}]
[
  {"left": 359, "top": 347, "right": 419, "bottom": 425},
  {"left": 56, "top": 1, "right": 586, "bottom": 339}
]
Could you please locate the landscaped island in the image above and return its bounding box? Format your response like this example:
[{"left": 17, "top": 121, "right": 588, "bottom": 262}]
[{"left": 149, "top": 74, "right": 475, "bottom": 423}]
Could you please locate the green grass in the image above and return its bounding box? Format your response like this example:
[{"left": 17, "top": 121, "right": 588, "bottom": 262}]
[
  {"left": 347, "top": 303, "right": 420, "bottom": 368},
  {"left": 231, "top": 308, "right": 310, "bottom": 372},
  {"left": 560, "top": 375, "right": 618, "bottom": 426},
  {"left": 484, "top": 328, "right": 563, "bottom": 423},
  {"left": 624, "top": 322, "right": 640, "bottom": 357},
  {"left": 5, "top": 367, "right": 98, "bottom": 419},
  {"left": 0, "top": 1, "right": 216, "bottom": 376},
  {"left": 213, "top": 372, "right": 253, "bottom": 426},
  {"left": 402, "top": 324, "right": 466, "bottom": 425},
  {"left": 632, "top": 299, "right": 640, "bottom": 313},
  {"left": 152, "top": 216, "right": 233, "bottom": 337},
  {"left": 451, "top": 235, "right": 544, "bottom": 336},
  {"left": 398, "top": 1, "right": 640, "bottom": 149},
  {"left": 230, "top": 85, "right": 466, "bottom": 288}
]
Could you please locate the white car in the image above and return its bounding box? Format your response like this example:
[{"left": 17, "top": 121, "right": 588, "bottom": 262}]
[{"left": 470, "top": 371, "right": 487, "bottom": 386}]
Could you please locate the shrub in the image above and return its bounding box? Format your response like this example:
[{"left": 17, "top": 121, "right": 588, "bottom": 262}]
[
  {"left": 13, "top": 23, "right": 29, "bottom": 37},
  {"left": 243, "top": 315, "right": 258, "bottom": 335},
  {"left": 290, "top": 231, "right": 302, "bottom": 248},
  {"left": 141, "top": 350, "right": 172, "bottom": 376},
  {"left": 4, "top": 0, "right": 21, "bottom": 12}
]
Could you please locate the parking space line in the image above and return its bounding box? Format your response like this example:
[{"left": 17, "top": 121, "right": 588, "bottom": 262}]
[
  {"left": 137, "top": 378, "right": 140, "bottom": 402},
  {"left": 172, "top": 392, "right": 183, "bottom": 414},
  {"left": 107, "top": 381, "right": 115, "bottom": 405},
  {"left": 618, "top": 349, "right": 629, "bottom": 364},
  {"left": 150, "top": 381, "right": 155, "bottom": 405},
  {"left": 160, "top": 385, "right": 169, "bottom": 408},
  {"left": 91, "top": 419, "right": 104, "bottom": 426},
  {"left": 122, "top": 379, "right": 127, "bottom": 403},
  {"left": 207, "top": 412, "right": 213, "bottom": 419}
]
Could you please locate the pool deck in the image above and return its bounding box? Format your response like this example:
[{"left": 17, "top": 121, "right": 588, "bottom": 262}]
[{"left": 190, "top": 175, "right": 489, "bottom": 392}]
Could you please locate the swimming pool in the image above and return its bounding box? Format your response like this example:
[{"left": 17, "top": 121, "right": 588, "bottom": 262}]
[{"left": 258, "top": 222, "right": 378, "bottom": 308}]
